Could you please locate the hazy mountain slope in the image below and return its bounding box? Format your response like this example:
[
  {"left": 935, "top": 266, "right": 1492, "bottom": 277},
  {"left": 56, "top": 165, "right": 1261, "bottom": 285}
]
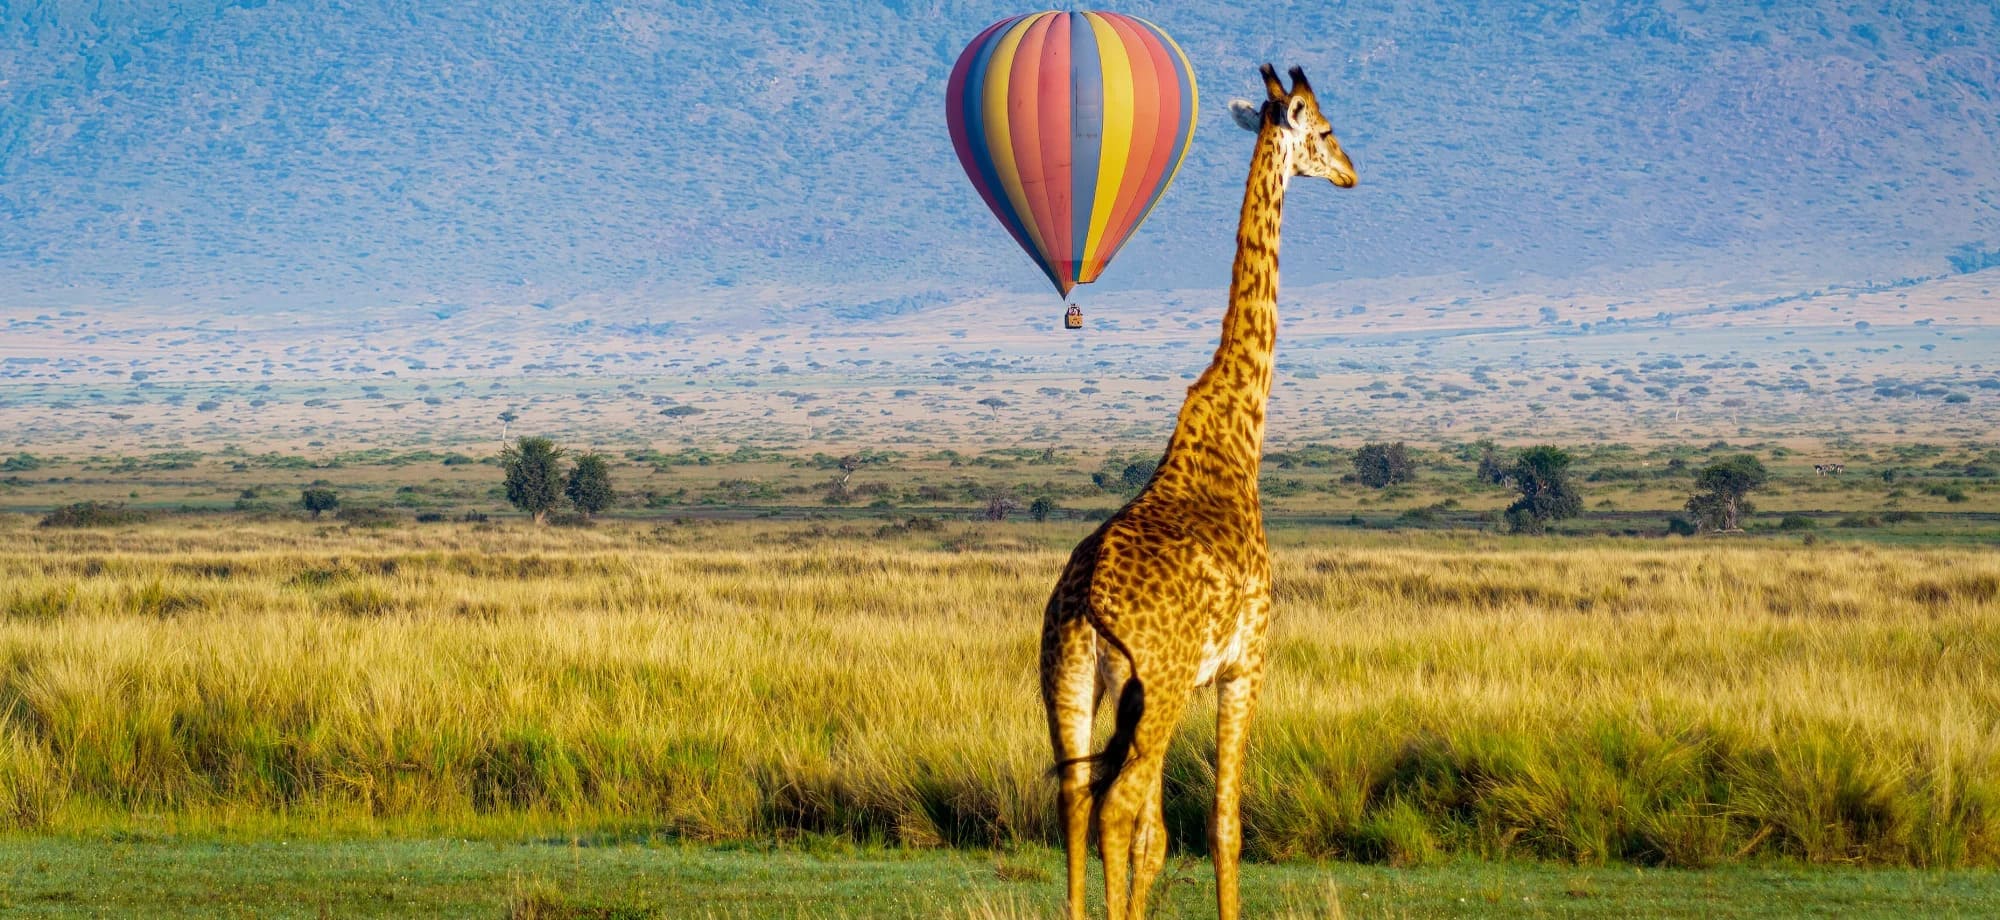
[{"left": 3, "top": 1, "right": 1996, "bottom": 313}]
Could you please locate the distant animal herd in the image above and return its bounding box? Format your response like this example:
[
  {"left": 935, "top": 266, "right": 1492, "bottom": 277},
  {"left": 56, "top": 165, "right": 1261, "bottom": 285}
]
[{"left": 1814, "top": 463, "right": 1846, "bottom": 476}]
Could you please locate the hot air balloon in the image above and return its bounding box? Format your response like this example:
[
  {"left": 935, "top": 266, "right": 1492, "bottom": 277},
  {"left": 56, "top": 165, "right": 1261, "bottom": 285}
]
[{"left": 945, "top": 11, "right": 1198, "bottom": 315}]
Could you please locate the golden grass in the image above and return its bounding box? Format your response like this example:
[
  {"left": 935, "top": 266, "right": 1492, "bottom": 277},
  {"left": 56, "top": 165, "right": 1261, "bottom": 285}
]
[{"left": 0, "top": 518, "right": 1996, "bottom": 867}]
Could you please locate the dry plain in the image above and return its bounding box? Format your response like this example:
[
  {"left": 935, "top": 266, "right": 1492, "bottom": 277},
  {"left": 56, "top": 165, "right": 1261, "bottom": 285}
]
[{"left": 0, "top": 510, "right": 1996, "bottom": 916}]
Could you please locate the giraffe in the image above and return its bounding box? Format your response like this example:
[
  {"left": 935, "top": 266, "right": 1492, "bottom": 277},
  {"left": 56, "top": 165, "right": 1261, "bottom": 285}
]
[{"left": 1040, "top": 64, "right": 1358, "bottom": 920}]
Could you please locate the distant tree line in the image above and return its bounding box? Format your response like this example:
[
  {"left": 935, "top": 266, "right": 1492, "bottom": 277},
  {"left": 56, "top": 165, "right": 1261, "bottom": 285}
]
[
  {"left": 1331, "top": 440, "right": 1781, "bottom": 537},
  {"left": 255, "top": 438, "right": 618, "bottom": 526}
]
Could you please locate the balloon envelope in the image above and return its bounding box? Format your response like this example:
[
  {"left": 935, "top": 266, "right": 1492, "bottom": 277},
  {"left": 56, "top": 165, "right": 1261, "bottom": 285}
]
[{"left": 946, "top": 11, "right": 1198, "bottom": 298}]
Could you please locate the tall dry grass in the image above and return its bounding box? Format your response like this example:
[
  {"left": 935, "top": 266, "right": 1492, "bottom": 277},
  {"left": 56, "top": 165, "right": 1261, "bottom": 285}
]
[{"left": 0, "top": 517, "right": 1995, "bottom": 867}]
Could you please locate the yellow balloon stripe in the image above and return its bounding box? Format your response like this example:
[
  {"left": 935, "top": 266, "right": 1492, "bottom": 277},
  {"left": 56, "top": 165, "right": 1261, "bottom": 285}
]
[
  {"left": 981, "top": 14, "right": 1051, "bottom": 269},
  {"left": 1078, "top": 12, "right": 1135, "bottom": 273}
]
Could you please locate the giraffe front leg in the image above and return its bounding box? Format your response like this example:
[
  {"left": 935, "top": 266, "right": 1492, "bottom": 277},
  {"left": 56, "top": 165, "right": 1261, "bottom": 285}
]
[{"left": 1212, "top": 666, "right": 1265, "bottom": 920}]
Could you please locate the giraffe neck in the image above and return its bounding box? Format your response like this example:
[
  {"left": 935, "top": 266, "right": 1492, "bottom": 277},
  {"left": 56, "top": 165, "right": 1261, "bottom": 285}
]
[{"left": 1152, "top": 126, "right": 1290, "bottom": 502}]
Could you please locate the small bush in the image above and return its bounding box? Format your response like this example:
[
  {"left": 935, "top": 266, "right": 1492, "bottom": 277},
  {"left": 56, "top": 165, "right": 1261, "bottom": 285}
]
[
  {"left": 1923, "top": 483, "right": 1968, "bottom": 503},
  {"left": 1777, "top": 514, "right": 1817, "bottom": 531},
  {"left": 1399, "top": 504, "right": 1455, "bottom": 527},
  {"left": 1837, "top": 514, "right": 1882, "bottom": 529},
  {"left": 335, "top": 506, "right": 400, "bottom": 527},
  {"left": 1666, "top": 516, "right": 1698, "bottom": 536},
  {"left": 39, "top": 501, "right": 147, "bottom": 528},
  {"left": 1354, "top": 442, "right": 1416, "bottom": 488}
]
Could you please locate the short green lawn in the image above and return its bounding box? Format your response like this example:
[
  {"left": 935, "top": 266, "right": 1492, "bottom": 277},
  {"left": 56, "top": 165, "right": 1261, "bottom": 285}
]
[{"left": 0, "top": 837, "right": 1993, "bottom": 919}]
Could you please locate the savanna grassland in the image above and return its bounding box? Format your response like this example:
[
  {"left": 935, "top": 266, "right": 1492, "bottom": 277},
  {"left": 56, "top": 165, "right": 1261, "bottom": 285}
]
[{"left": 1, "top": 510, "right": 1997, "bottom": 916}]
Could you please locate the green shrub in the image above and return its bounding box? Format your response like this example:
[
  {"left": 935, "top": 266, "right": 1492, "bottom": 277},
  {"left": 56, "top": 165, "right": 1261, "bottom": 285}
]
[
  {"left": 39, "top": 501, "right": 148, "bottom": 528},
  {"left": 1924, "top": 483, "right": 1968, "bottom": 503},
  {"left": 1354, "top": 442, "right": 1416, "bottom": 488},
  {"left": 335, "top": 506, "right": 400, "bottom": 527}
]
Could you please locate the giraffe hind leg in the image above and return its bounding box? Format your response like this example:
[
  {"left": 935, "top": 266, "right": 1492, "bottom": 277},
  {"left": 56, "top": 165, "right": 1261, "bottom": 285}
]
[
  {"left": 1128, "top": 767, "right": 1170, "bottom": 918},
  {"left": 1098, "top": 680, "right": 1186, "bottom": 920},
  {"left": 1042, "top": 610, "right": 1099, "bottom": 920}
]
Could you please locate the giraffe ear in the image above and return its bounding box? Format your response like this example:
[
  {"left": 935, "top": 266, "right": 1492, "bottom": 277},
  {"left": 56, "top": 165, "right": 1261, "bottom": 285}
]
[{"left": 1229, "top": 99, "right": 1262, "bottom": 133}]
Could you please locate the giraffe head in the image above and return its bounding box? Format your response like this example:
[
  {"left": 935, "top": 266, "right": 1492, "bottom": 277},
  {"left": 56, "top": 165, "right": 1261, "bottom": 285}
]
[{"left": 1229, "top": 64, "right": 1357, "bottom": 188}]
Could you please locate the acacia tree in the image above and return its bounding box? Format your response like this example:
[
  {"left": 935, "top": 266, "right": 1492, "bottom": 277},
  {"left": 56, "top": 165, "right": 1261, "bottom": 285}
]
[
  {"left": 1505, "top": 445, "right": 1582, "bottom": 534},
  {"left": 502, "top": 436, "right": 566, "bottom": 525},
  {"left": 1686, "top": 454, "right": 1768, "bottom": 533},
  {"left": 300, "top": 487, "right": 339, "bottom": 518},
  {"left": 1354, "top": 442, "right": 1415, "bottom": 488},
  {"left": 564, "top": 452, "right": 616, "bottom": 517}
]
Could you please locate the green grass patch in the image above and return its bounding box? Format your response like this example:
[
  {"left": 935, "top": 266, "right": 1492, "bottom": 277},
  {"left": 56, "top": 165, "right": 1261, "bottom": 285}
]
[{"left": 0, "top": 838, "right": 1993, "bottom": 918}]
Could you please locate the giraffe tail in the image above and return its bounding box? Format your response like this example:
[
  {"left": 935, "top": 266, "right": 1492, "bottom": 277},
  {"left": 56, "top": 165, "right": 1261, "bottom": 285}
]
[
  {"left": 1049, "top": 615, "right": 1145, "bottom": 800},
  {"left": 1049, "top": 678, "right": 1145, "bottom": 800}
]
